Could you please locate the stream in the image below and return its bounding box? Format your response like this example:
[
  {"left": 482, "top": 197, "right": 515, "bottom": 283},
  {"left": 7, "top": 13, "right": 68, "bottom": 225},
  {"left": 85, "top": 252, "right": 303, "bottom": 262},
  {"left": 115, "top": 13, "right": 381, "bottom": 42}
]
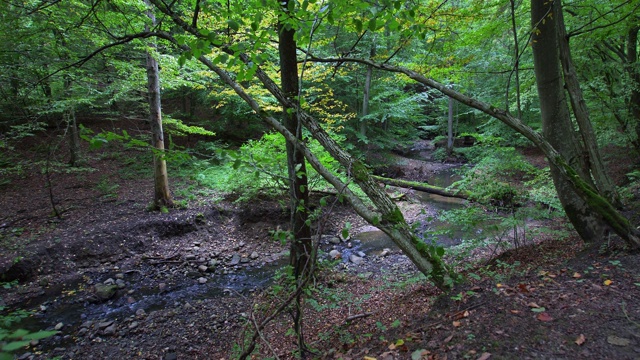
[{"left": 11, "top": 155, "right": 469, "bottom": 348}]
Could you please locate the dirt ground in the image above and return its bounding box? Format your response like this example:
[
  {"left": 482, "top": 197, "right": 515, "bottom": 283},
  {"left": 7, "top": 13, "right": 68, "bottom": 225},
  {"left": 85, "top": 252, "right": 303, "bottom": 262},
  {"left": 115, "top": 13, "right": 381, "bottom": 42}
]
[{"left": 1, "top": 134, "right": 639, "bottom": 360}]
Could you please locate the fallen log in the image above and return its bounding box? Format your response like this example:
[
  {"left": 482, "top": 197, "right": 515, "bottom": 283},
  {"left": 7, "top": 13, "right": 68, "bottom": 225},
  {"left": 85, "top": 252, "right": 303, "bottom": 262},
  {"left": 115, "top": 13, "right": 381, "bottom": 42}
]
[{"left": 372, "top": 175, "right": 470, "bottom": 200}]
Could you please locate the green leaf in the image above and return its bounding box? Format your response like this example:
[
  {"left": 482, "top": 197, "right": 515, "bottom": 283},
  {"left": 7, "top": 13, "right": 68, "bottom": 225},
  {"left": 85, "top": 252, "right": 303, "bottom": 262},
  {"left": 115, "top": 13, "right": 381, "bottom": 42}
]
[
  {"left": 23, "top": 330, "right": 58, "bottom": 340},
  {"left": 9, "top": 329, "right": 28, "bottom": 338},
  {"left": 227, "top": 19, "right": 240, "bottom": 32},
  {"left": 299, "top": 185, "right": 306, "bottom": 193},
  {"left": 2, "top": 340, "right": 30, "bottom": 352},
  {"left": 353, "top": 19, "right": 363, "bottom": 33},
  {"left": 367, "top": 18, "right": 377, "bottom": 31},
  {"left": 177, "top": 55, "right": 186, "bottom": 67},
  {"left": 531, "top": 307, "right": 546, "bottom": 313}
]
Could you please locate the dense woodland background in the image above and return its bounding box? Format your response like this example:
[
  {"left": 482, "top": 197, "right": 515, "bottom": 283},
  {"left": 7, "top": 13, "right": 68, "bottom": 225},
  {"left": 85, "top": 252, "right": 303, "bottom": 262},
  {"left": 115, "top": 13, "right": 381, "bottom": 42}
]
[{"left": 1, "top": 0, "right": 639, "bottom": 359}]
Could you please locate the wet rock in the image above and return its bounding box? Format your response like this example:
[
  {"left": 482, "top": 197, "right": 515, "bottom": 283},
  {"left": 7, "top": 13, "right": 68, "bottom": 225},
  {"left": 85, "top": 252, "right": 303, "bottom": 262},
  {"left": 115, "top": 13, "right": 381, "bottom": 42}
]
[
  {"left": 329, "top": 250, "right": 342, "bottom": 259},
  {"left": 94, "top": 284, "right": 118, "bottom": 300},
  {"left": 97, "top": 320, "right": 114, "bottom": 329},
  {"left": 250, "top": 251, "right": 259, "bottom": 260},
  {"left": 328, "top": 237, "right": 341, "bottom": 245},
  {"left": 349, "top": 254, "right": 363, "bottom": 265},
  {"left": 229, "top": 254, "right": 241, "bottom": 266},
  {"left": 197, "top": 277, "right": 208, "bottom": 284},
  {"left": 103, "top": 324, "right": 117, "bottom": 336},
  {"left": 80, "top": 321, "right": 93, "bottom": 329}
]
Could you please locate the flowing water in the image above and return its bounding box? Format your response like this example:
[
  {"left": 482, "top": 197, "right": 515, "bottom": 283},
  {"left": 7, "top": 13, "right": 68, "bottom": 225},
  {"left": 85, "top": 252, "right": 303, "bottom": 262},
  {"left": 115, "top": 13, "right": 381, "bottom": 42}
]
[{"left": 12, "top": 156, "right": 468, "bottom": 338}]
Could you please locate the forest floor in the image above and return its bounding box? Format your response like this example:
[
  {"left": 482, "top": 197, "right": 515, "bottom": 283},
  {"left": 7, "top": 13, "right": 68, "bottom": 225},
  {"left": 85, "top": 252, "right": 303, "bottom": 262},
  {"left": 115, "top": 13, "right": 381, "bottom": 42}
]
[{"left": 1, "top": 130, "right": 639, "bottom": 360}]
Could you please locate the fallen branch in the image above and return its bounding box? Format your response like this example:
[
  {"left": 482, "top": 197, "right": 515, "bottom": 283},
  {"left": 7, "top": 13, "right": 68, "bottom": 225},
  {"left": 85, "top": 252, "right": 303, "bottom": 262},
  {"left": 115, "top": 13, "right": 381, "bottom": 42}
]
[
  {"left": 372, "top": 175, "right": 471, "bottom": 200},
  {"left": 345, "top": 312, "right": 373, "bottom": 323}
]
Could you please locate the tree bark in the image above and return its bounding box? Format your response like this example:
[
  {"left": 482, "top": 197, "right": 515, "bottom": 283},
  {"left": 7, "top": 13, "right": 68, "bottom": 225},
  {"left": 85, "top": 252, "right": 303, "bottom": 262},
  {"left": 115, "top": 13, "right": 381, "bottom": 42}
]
[
  {"left": 278, "top": 1, "right": 312, "bottom": 280},
  {"left": 145, "top": 2, "right": 173, "bottom": 209},
  {"left": 372, "top": 175, "right": 470, "bottom": 200},
  {"left": 554, "top": 0, "right": 621, "bottom": 206},
  {"left": 628, "top": 25, "right": 640, "bottom": 150},
  {"left": 531, "top": 0, "right": 607, "bottom": 244}
]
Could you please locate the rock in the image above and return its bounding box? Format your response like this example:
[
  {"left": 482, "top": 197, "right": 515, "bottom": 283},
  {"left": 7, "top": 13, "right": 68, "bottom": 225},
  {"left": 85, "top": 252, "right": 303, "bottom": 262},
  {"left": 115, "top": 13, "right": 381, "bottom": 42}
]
[
  {"left": 165, "top": 353, "right": 178, "bottom": 360},
  {"left": 77, "top": 328, "right": 89, "bottom": 336},
  {"left": 29, "top": 339, "right": 39, "bottom": 346},
  {"left": 38, "top": 278, "right": 49, "bottom": 287},
  {"left": 193, "top": 241, "right": 201, "bottom": 246},
  {"left": 127, "top": 296, "right": 136, "bottom": 304},
  {"left": 357, "top": 251, "right": 366, "bottom": 258},
  {"left": 380, "top": 248, "right": 391, "bottom": 257},
  {"left": 197, "top": 277, "right": 208, "bottom": 284},
  {"left": 115, "top": 279, "right": 126, "bottom": 289},
  {"left": 250, "top": 251, "right": 259, "bottom": 259},
  {"left": 347, "top": 242, "right": 353, "bottom": 248},
  {"left": 97, "top": 320, "right": 114, "bottom": 329},
  {"left": 103, "top": 324, "right": 117, "bottom": 336},
  {"left": 128, "top": 321, "right": 138, "bottom": 329},
  {"left": 54, "top": 322, "right": 64, "bottom": 330},
  {"left": 240, "top": 257, "right": 250, "bottom": 264},
  {"left": 328, "top": 237, "right": 341, "bottom": 245},
  {"left": 328, "top": 250, "right": 342, "bottom": 259},
  {"left": 185, "top": 254, "right": 196, "bottom": 260},
  {"left": 135, "top": 309, "right": 147, "bottom": 318},
  {"left": 94, "top": 284, "right": 118, "bottom": 300},
  {"left": 349, "top": 254, "right": 363, "bottom": 265},
  {"left": 607, "top": 335, "right": 631, "bottom": 346},
  {"left": 17, "top": 353, "right": 32, "bottom": 360},
  {"left": 115, "top": 273, "right": 124, "bottom": 279},
  {"left": 103, "top": 278, "right": 115, "bottom": 285},
  {"left": 198, "top": 265, "right": 208, "bottom": 272},
  {"left": 80, "top": 321, "right": 93, "bottom": 329},
  {"left": 208, "top": 259, "right": 218, "bottom": 267},
  {"left": 229, "top": 254, "right": 241, "bottom": 266}
]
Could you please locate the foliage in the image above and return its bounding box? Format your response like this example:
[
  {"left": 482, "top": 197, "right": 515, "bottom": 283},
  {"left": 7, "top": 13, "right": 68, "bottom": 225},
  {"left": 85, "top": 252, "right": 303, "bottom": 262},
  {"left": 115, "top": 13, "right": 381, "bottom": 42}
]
[{"left": 0, "top": 304, "right": 57, "bottom": 359}]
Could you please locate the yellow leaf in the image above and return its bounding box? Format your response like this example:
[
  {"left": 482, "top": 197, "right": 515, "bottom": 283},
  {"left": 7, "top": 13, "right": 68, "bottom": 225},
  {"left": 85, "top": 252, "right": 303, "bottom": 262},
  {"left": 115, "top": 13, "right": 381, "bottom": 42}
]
[
  {"left": 604, "top": 279, "right": 613, "bottom": 286},
  {"left": 364, "top": 357, "right": 377, "bottom": 360},
  {"left": 575, "top": 334, "right": 586, "bottom": 345},
  {"left": 395, "top": 339, "right": 405, "bottom": 346},
  {"left": 573, "top": 272, "right": 581, "bottom": 278}
]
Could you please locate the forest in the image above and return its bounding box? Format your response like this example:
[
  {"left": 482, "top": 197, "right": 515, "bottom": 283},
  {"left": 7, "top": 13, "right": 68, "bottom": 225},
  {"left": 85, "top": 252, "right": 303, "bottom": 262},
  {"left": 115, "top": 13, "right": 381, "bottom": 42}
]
[{"left": 0, "top": 0, "right": 639, "bottom": 358}]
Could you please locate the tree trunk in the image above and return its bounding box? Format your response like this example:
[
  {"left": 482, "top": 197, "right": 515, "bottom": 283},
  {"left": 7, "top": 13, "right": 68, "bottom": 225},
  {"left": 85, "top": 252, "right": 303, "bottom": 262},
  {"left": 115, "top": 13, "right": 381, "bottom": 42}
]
[
  {"left": 628, "top": 25, "right": 640, "bottom": 150},
  {"left": 531, "top": 0, "right": 606, "bottom": 244},
  {"left": 66, "top": 107, "right": 80, "bottom": 166},
  {"left": 554, "top": 0, "right": 620, "bottom": 206},
  {"left": 145, "top": 3, "right": 173, "bottom": 209},
  {"left": 361, "top": 64, "right": 372, "bottom": 138},
  {"left": 447, "top": 96, "right": 454, "bottom": 155},
  {"left": 372, "top": 175, "right": 470, "bottom": 200},
  {"left": 278, "top": 2, "right": 312, "bottom": 280}
]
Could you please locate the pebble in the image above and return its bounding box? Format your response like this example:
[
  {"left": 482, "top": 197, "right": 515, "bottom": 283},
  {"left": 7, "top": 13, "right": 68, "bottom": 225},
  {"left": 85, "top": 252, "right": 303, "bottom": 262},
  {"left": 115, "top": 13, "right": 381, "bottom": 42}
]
[
  {"left": 250, "top": 251, "right": 259, "bottom": 259},
  {"left": 128, "top": 321, "right": 138, "bottom": 329},
  {"left": 328, "top": 237, "right": 341, "bottom": 245},
  {"left": 357, "top": 251, "right": 366, "bottom": 257},
  {"left": 197, "top": 277, "right": 208, "bottom": 284},
  {"left": 229, "top": 254, "right": 241, "bottom": 266},
  {"left": 329, "top": 250, "right": 341, "bottom": 259},
  {"left": 103, "top": 278, "right": 115, "bottom": 285},
  {"left": 54, "top": 322, "right": 64, "bottom": 330},
  {"left": 116, "top": 279, "right": 126, "bottom": 288},
  {"left": 159, "top": 283, "right": 167, "bottom": 292},
  {"left": 198, "top": 265, "right": 208, "bottom": 272},
  {"left": 97, "top": 320, "right": 114, "bottom": 329},
  {"left": 115, "top": 273, "right": 124, "bottom": 279},
  {"left": 77, "top": 328, "right": 89, "bottom": 336},
  {"left": 185, "top": 254, "right": 196, "bottom": 260},
  {"left": 103, "top": 324, "right": 117, "bottom": 336},
  {"left": 135, "top": 309, "right": 147, "bottom": 318},
  {"left": 349, "top": 254, "right": 363, "bottom": 265}
]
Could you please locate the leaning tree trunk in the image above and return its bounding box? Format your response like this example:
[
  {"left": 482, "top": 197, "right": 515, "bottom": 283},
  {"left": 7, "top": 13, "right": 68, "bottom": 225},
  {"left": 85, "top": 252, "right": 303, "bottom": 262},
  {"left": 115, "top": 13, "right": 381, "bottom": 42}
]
[
  {"left": 531, "top": 0, "right": 606, "bottom": 243},
  {"left": 554, "top": 0, "right": 620, "bottom": 206},
  {"left": 628, "top": 25, "right": 640, "bottom": 151},
  {"left": 145, "top": 3, "right": 173, "bottom": 209}
]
